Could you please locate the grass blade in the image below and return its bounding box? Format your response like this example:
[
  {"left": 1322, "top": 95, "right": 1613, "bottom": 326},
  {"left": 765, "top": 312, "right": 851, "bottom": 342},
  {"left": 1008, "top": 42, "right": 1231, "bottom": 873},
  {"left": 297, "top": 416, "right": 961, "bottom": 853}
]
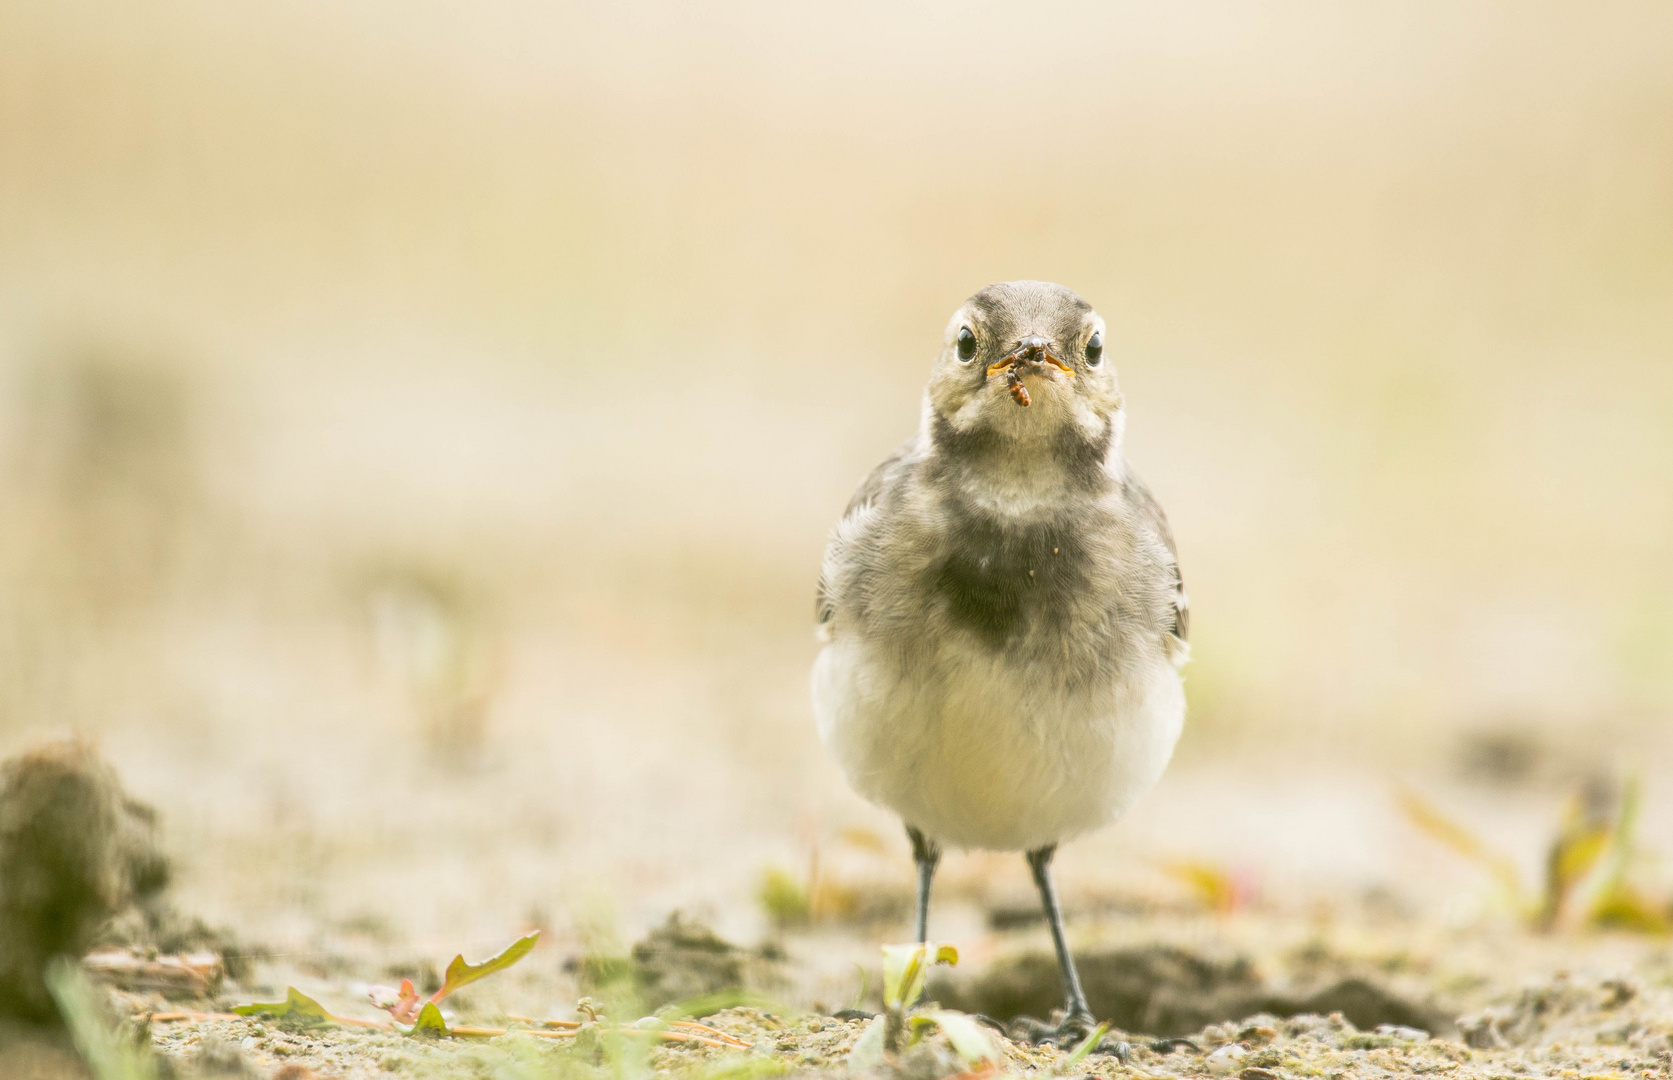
[{"left": 45, "top": 959, "right": 159, "bottom": 1080}]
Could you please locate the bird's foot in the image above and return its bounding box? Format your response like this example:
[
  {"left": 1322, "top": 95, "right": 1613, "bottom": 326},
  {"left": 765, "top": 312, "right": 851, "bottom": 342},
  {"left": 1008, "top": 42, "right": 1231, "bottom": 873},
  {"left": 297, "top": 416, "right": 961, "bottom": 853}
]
[{"left": 1008, "top": 1011, "right": 1129, "bottom": 1061}]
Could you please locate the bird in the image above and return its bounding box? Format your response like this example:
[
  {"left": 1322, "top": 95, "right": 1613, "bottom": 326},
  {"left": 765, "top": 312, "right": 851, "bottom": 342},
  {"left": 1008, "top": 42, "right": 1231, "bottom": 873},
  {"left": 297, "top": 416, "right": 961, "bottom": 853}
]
[{"left": 812, "top": 280, "right": 1188, "bottom": 1043}]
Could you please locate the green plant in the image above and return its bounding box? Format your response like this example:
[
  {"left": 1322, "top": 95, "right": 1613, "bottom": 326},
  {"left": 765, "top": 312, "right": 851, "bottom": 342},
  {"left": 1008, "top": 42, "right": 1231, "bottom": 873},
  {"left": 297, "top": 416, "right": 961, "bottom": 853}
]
[
  {"left": 849, "top": 942, "right": 998, "bottom": 1071},
  {"left": 757, "top": 866, "right": 811, "bottom": 927},
  {"left": 231, "top": 930, "right": 752, "bottom": 1053},
  {"left": 1398, "top": 775, "right": 1669, "bottom": 933},
  {"left": 45, "top": 958, "right": 159, "bottom": 1080},
  {"left": 373, "top": 931, "right": 540, "bottom": 1025}
]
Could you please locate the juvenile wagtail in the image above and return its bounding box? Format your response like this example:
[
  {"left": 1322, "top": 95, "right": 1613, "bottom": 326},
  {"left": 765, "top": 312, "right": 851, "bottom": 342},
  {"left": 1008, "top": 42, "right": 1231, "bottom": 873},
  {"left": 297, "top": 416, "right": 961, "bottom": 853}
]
[{"left": 813, "top": 281, "right": 1189, "bottom": 1042}]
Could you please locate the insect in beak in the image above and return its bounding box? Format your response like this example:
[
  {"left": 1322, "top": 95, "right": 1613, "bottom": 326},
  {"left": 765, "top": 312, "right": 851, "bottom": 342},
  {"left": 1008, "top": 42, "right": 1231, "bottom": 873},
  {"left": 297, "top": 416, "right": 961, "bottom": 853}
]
[{"left": 986, "top": 336, "right": 1075, "bottom": 407}]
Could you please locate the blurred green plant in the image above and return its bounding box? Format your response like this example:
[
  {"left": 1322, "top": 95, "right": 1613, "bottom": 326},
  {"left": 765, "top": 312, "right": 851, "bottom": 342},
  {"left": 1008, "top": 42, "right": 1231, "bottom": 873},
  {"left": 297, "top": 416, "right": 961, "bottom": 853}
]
[
  {"left": 1398, "top": 775, "right": 1669, "bottom": 933},
  {"left": 1395, "top": 786, "right": 1525, "bottom": 903},
  {"left": 757, "top": 866, "right": 811, "bottom": 928},
  {"left": 755, "top": 828, "right": 913, "bottom": 930},
  {"left": 45, "top": 958, "right": 160, "bottom": 1080}
]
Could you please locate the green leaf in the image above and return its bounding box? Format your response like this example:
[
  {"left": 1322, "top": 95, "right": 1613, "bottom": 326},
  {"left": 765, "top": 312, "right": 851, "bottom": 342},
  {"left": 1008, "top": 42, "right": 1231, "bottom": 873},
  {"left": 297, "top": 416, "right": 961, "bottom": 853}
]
[
  {"left": 432, "top": 931, "right": 540, "bottom": 1004},
  {"left": 231, "top": 987, "right": 337, "bottom": 1027},
  {"left": 881, "top": 942, "right": 957, "bottom": 1010},
  {"left": 919, "top": 1009, "right": 999, "bottom": 1066},
  {"left": 406, "top": 1001, "right": 451, "bottom": 1037}
]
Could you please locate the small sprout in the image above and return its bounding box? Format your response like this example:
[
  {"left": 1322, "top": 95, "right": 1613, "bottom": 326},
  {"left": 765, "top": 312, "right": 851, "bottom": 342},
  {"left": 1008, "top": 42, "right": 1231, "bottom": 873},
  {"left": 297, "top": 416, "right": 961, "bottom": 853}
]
[
  {"left": 371, "top": 931, "right": 540, "bottom": 1024},
  {"left": 236, "top": 932, "right": 548, "bottom": 1042},
  {"left": 881, "top": 941, "right": 958, "bottom": 1011},
  {"left": 872, "top": 942, "right": 968, "bottom": 1057}
]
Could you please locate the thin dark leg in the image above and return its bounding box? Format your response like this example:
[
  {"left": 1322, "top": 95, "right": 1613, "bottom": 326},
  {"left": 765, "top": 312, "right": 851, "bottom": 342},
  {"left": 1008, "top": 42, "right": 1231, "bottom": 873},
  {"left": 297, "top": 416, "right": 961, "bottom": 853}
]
[
  {"left": 1026, "top": 845, "right": 1093, "bottom": 1023},
  {"left": 906, "top": 825, "right": 941, "bottom": 943}
]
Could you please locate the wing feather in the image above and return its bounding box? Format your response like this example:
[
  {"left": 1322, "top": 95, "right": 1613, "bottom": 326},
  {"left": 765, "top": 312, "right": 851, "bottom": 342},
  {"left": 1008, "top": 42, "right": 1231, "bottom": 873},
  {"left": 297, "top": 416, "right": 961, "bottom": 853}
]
[
  {"left": 816, "top": 440, "right": 914, "bottom": 627},
  {"left": 1122, "top": 470, "right": 1189, "bottom": 650}
]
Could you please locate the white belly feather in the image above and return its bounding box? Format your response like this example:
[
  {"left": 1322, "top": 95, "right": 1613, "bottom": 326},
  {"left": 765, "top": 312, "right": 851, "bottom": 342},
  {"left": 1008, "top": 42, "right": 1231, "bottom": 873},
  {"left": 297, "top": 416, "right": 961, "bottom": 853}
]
[{"left": 812, "top": 635, "right": 1184, "bottom": 852}]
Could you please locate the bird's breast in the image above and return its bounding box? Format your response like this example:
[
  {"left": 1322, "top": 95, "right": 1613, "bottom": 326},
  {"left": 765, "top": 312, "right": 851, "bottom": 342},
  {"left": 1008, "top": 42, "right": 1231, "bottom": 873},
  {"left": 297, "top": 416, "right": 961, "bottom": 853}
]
[{"left": 925, "top": 512, "right": 1100, "bottom": 653}]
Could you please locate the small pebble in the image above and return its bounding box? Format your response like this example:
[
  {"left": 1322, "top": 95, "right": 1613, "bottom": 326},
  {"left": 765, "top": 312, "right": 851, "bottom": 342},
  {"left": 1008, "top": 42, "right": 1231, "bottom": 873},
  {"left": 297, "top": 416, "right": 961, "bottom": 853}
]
[{"left": 1208, "top": 1044, "right": 1249, "bottom": 1074}]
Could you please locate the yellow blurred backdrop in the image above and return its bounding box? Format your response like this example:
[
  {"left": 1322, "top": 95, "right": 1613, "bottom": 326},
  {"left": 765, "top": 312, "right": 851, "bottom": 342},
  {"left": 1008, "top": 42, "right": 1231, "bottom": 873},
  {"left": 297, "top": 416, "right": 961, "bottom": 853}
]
[{"left": 0, "top": 0, "right": 1670, "bottom": 947}]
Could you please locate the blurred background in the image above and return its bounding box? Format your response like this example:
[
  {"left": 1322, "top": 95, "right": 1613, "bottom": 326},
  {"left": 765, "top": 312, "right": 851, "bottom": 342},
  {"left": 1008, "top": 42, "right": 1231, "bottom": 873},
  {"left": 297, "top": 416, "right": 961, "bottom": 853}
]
[{"left": 1, "top": 0, "right": 1670, "bottom": 991}]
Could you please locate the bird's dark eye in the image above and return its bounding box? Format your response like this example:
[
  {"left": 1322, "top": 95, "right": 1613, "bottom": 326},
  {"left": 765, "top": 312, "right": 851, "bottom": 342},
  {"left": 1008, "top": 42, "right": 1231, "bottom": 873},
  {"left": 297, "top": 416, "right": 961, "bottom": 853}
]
[
  {"left": 956, "top": 327, "right": 976, "bottom": 361},
  {"left": 1086, "top": 331, "right": 1103, "bottom": 367}
]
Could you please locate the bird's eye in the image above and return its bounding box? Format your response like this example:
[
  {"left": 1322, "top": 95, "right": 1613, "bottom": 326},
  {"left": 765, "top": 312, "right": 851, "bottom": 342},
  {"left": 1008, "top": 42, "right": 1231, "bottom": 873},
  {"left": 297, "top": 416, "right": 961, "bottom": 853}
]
[
  {"left": 1085, "top": 331, "right": 1103, "bottom": 367},
  {"left": 956, "top": 327, "right": 976, "bottom": 362}
]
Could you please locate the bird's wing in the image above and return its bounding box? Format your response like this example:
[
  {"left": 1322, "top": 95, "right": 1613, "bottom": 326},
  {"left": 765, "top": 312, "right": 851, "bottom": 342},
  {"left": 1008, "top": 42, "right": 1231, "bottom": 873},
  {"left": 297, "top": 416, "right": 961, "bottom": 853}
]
[
  {"left": 816, "top": 439, "right": 915, "bottom": 628},
  {"left": 1123, "top": 470, "right": 1190, "bottom": 653}
]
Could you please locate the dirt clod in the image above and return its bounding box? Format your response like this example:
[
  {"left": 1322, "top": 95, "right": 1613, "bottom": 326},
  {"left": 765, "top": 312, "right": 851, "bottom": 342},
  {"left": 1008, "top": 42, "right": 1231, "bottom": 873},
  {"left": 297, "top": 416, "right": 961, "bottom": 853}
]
[
  {"left": 625, "top": 912, "right": 787, "bottom": 1012},
  {"left": 0, "top": 740, "right": 165, "bottom": 1025}
]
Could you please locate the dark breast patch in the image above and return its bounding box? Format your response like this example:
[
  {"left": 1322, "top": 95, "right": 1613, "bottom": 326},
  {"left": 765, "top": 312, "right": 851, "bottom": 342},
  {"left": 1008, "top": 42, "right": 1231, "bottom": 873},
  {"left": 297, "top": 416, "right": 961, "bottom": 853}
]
[{"left": 929, "top": 515, "right": 1090, "bottom": 650}]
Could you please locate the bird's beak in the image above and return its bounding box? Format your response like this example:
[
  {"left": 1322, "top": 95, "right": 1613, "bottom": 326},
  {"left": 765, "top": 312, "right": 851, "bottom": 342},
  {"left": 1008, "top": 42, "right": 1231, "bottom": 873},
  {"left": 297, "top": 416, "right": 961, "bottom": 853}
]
[{"left": 986, "top": 337, "right": 1077, "bottom": 381}]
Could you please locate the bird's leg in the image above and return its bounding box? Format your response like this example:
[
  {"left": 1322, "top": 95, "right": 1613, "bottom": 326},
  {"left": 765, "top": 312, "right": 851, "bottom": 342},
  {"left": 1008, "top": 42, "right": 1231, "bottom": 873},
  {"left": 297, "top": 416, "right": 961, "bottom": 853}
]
[
  {"left": 1022, "top": 845, "right": 1101, "bottom": 1045},
  {"left": 906, "top": 825, "right": 941, "bottom": 943}
]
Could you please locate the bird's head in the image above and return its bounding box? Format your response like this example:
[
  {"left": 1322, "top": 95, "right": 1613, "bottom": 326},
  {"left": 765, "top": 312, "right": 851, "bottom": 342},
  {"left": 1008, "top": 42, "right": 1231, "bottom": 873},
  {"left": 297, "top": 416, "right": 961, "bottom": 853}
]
[{"left": 925, "top": 281, "right": 1122, "bottom": 448}]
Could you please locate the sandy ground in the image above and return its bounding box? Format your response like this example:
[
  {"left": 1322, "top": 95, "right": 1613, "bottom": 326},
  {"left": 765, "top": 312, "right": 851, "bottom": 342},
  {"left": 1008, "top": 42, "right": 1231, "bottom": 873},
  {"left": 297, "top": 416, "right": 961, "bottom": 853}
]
[{"left": 134, "top": 904, "right": 1673, "bottom": 1080}]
